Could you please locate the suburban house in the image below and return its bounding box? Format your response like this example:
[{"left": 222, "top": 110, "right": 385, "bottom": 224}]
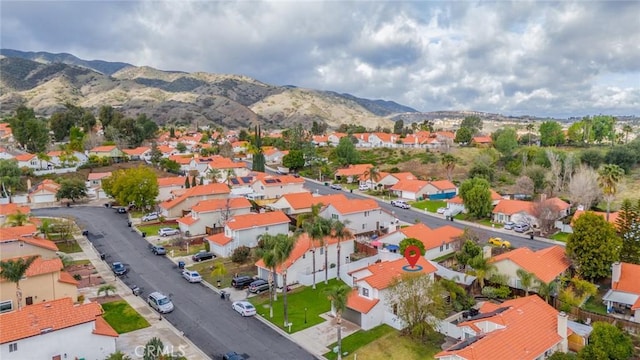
[
  {"left": 29, "top": 179, "right": 60, "bottom": 204},
  {"left": 368, "top": 172, "right": 418, "bottom": 190},
  {"left": 368, "top": 132, "right": 400, "bottom": 147},
  {"left": 255, "top": 232, "right": 355, "bottom": 287},
  {"left": 0, "top": 147, "right": 14, "bottom": 160},
  {"left": 46, "top": 150, "right": 88, "bottom": 167},
  {"left": 177, "top": 197, "right": 253, "bottom": 236},
  {"left": 492, "top": 197, "right": 570, "bottom": 225},
  {"left": 156, "top": 176, "right": 187, "bottom": 201},
  {"left": 376, "top": 223, "right": 464, "bottom": 260},
  {"left": 352, "top": 133, "right": 371, "bottom": 147},
  {"left": 268, "top": 192, "right": 347, "bottom": 216},
  {"left": 88, "top": 145, "right": 125, "bottom": 161},
  {"left": 319, "top": 198, "right": 397, "bottom": 236},
  {"left": 328, "top": 132, "right": 347, "bottom": 146},
  {"left": 87, "top": 172, "right": 111, "bottom": 188},
  {"left": 231, "top": 141, "right": 249, "bottom": 154},
  {"left": 0, "top": 225, "right": 59, "bottom": 260},
  {"left": 490, "top": 246, "right": 571, "bottom": 291},
  {"left": 15, "top": 153, "right": 48, "bottom": 170},
  {"left": 471, "top": 136, "right": 493, "bottom": 146},
  {"left": 206, "top": 211, "right": 290, "bottom": 257},
  {"left": 423, "top": 180, "right": 458, "bottom": 200},
  {"left": 345, "top": 256, "right": 437, "bottom": 330},
  {"left": 159, "top": 183, "right": 230, "bottom": 218},
  {"left": 446, "top": 189, "right": 503, "bottom": 214},
  {"left": 0, "top": 203, "right": 30, "bottom": 226},
  {"left": 0, "top": 298, "right": 118, "bottom": 360},
  {"left": 263, "top": 148, "right": 289, "bottom": 163},
  {"left": 168, "top": 154, "right": 194, "bottom": 173},
  {"left": 250, "top": 175, "right": 306, "bottom": 200},
  {"left": 205, "top": 157, "right": 250, "bottom": 181},
  {"left": 436, "top": 296, "right": 569, "bottom": 359},
  {"left": 0, "top": 256, "right": 78, "bottom": 312},
  {"left": 157, "top": 145, "right": 177, "bottom": 157},
  {"left": 122, "top": 146, "right": 151, "bottom": 161},
  {"left": 334, "top": 164, "right": 373, "bottom": 183},
  {"left": 311, "top": 135, "right": 329, "bottom": 146},
  {"left": 390, "top": 179, "right": 429, "bottom": 200},
  {"left": 603, "top": 262, "right": 640, "bottom": 322}
]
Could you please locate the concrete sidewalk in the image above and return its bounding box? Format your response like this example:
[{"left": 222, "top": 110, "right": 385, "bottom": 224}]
[{"left": 290, "top": 313, "right": 360, "bottom": 357}]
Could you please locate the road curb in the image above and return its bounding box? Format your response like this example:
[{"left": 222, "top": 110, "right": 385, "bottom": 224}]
[{"left": 253, "top": 314, "right": 328, "bottom": 360}]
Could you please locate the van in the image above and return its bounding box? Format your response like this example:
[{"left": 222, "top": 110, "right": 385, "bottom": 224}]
[
  {"left": 147, "top": 292, "right": 174, "bottom": 314},
  {"left": 231, "top": 276, "right": 254, "bottom": 289}
]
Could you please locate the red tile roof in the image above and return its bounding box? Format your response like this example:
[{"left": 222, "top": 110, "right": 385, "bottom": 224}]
[
  {"left": 256, "top": 175, "right": 305, "bottom": 186},
  {"left": 613, "top": 262, "right": 640, "bottom": 295},
  {"left": 58, "top": 271, "right": 79, "bottom": 285},
  {"left": 176, "top": 216, "right": 199, "bottom": 225},
  {"left": 206, "top": 233, "right": 233, "bottom": 246},
  {"left": 92, "top": 316, "right": 119, "bottom": 337},
  {"left": 492, "top": 199, "right": 534, "bottom": 215},
  {"left": 0, "top": 298, "right": 107, "bottom": 343},
  {"left": 0, "top": 203, "right": 30, "bottom": 216},
  {"left": 279, "top": 192, "right": 314, "bottom": 209},
  {"left": 159, "top": 183, "right": 230, "bottom": 210},
  {"left": 122, "top": 146, "right": 150, "bottom": 156},
  {"left": 26, "top": 257, "right": 63, "bottom": 277},
  {"left": 255, "top": 232, "right": 348, "bottom": 272},
  {"left": 347, "top": 290, "right": 380, "bottom": 314},
  {"left": 429, "top": 180, "right": 457, "bottom": 191},
  {"left": 390, "top": 179, "right": 429, "bottom": 192},
  {"left": 572, "top": 210, "right": 619, "bottom": 227},
  {"left": 390, "top": 172, "right": 417, "bottom": 181},
  {"left": 157, "top": 177, "right": 186, "bottom": 187},
  {"left": 335, "top": 164, "right": 373, "bottom": 177},
  {"left": 87, "top": 172, "right": 111, "bottom": 181},
  {"left": 472, "top": 136, "right": 492, "bottom": 144},
  {"left": 327, "top": 198, "right": 380, "bottom": 215},
  {"left": 14, "top": 153, "right": 36, "bottom": 161},
  {"left": 359, "top": 257, "right": 437, "bottom": 290},
  {"left": 90, "top": 145, "right": 117, "bottom": 152},
  {"left": 226, "top": 211, "right": 290, "bottom": 231},
  {"left": 436, "top": 296, "right": 563, "bottom": 360},
  {"left": 168, "top": 154, "right": 193, "bottom": 165},
  {"left": 491, "top": 246, "right": 571, "bottom": 283},
  {"left": 0, "top": 224, "right": 38, "bottom": 241},
  {"left": 397, "top": 223, "right": 463, "bottom": 250},
  {"left": 191, "top": 197, "right": 252, "bottom": 213}
]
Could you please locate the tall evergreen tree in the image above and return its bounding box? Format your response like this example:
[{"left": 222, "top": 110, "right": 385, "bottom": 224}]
[{"left": 252, "top": 125, "right": 266, "bottom": 172}]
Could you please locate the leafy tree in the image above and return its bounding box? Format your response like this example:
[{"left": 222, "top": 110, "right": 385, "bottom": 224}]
[
  {"left": 184, "top": 177, "right": 190, "bottom": 189},
  {"left": 459, "top": 177, "right": 492, "bottom": 218},
  {"left": 282, "top": 149, "right": 305, "bottom": 171},
  {"left": 0, "top": 255, "right": 39, "bottom": 310},
  {"left": 99, "top": 105, "right": 123, "bottom": 130},
  {"left": 440, "top": 279, "right": 475, "bottom": 311},
  {"left": 150, "top": 142, "right": 162, "bottom": 165},
  {"left": 97, "top": 284, "right": 117, "bottom": 297},
  {"left": 494, "top": 128, "right": 518, "bottom": 157},
  {"left": 323, "top": 283, "right": 352, "bottom": 360},
  {"left": 567, "top": 121, "right": 586, "bottom": 145},
  {"left": 566, "top": 212, "right": 621, "bottom": 280},
  {"left": 256, "top": 234, "right": 278, "bottom": 318},
  {"left": 334, "top": 136, "right": 360, "bottom": 166},
  {"left": 622, "top": 124, "right": 633, "bottom": 144},
  {"left": 454, "top": 127, "right": 472, "bottom": 144},
  {"left": 300, "top": 205, "right": 332, "bottom": 289},
  {"left": 311, "top": 121, "right": 327, "bottom": 135},
  {"left": 621, "top": 222, "right": 640, "bottom": 265},
  {"left": 455, "top": 240, "right": 482, "bottom": 270},
  {"left": 219, "top": 142, "right": 234, "bottom": 159},
  {"left": 0, "top": 159, "right": 22, "bottom": 195},
  {"left": 363, "top": 166, "right": 381, "bottom": 187},
  {"left": 539, "top": 121, "right": 564, "bottom": 147},
  {"left": 386, "top": 274, "right": 448, "bottom": 342},
  {"left": 68, "top": 126, "right": 86, "bottom": 152},
  {"left": 393, "top": 120, "right": 404, "bottom": 135},
  {"left": 49, "top": 104, "right": 96, "bottom": 141},
  {"left": 591, "top": 115, "right": 616, "bottom": 145},
  {"left": 8, "top": 106, "right": 49, "bottom": 153},
  {"left": 176, "top": 142, "right": 187, "bottom": 153},
  {"left": 231, "top": 246, "right": 251, "bottom": 263},
  {"left": 598, "top": 164, "right": 625, "bottom": 221},
  {"left": 579, "top": 148, "right": 604, "bottom": 169},
  {"left": 251, "top": 125, "right": 266, "bottom": 172},
  {"left": 605, "top": 145, "right": 638, "bottom": 173},
  {"left": 6, "top": 210, "right": 30, "bottom": 227},
  {"left": 102, "top": 166, "right": 159, "bottom": 210},
  {"left": 516, "top": 269, "right": 535, "bottom": 296},
  {"left": 467, "top": 254, "right": 496, "bottom": 289},
  {"left": 159, "top": 158, "right": 180, "bottom": 174},
  {"left": 399, "top": 237, "right": 426, "bottom": 256},
  {"left": 440, "top": 154, "right": 458, "bottom": 182},
  {"left": 274, "top": 235, "right": 296, "bottom": 327},
  {"left": 616, "top": 199, "right": 640, "bottom": 235},
  {"left": 56, "top": 178, "right": 88, "bottom": 203},
  {"left": 578, "top": 322, "right": 633, "bottom": 360},
  {"left": 513, "top": 175, "right": 535, "bottom": 197},
  {"left": 525, "top": 165, "right": 548, "bottom": 194},
  {"left": 460, "top": 115, "right": 483, "bottom": 135}
]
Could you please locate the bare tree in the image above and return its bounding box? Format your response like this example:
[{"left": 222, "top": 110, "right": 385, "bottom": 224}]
[
  {"left": 545, "top": 150, "right": 563, "bottom": 196},
  {"left": 513, "top": 176, "right": 534, "bottom": 197},
  {"left": 217, "top": 198, "right": 233, "bottom": 228},
  {"left": 568, "top": 165, "right": 601, "bottom": 210},
  {"left": 562, "top": 153, "right": 575, "bottom": 190},
  {"left": 531, "top": 198, "right": 561, "bottom": 235}
]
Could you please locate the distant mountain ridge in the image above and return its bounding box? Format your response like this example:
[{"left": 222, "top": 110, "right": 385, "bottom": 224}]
[{"left": 0, "top": 49, "right": 133, "bottom": 76}]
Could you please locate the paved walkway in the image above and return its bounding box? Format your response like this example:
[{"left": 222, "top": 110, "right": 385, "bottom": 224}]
[{"left": 290, "top": 313, "right": 360, "bottom": 357}]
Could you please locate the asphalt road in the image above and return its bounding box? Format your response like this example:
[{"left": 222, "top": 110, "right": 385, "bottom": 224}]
[{"left": 33, "top": 207, "right": 314, "bottom": 360}]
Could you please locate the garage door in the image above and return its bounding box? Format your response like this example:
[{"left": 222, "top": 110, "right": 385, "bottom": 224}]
[{"left": 342, "top": 308, "right": 361, "bottom": 326}]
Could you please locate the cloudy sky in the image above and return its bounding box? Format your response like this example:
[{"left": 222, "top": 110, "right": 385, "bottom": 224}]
[{"left": 2, "top": 1, "right": 639, "bottom": 118}]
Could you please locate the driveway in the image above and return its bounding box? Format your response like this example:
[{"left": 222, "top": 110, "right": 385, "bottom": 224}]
[{"left": 34, "top": 207, "right": 315, "bottom": 360}]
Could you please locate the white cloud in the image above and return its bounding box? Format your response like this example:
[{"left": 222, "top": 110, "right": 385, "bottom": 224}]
[{"left": 1, "top": 0, "right": 639, "bottom": 118}]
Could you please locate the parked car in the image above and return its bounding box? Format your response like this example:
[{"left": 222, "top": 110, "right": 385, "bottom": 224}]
[
  {"left": 437, "top": 207, "right": 447, "bottom": 214},
  {"left": 391, "top": 200, "right": 410, "bottom": 209},
  {"left": 182, "top": 270, "right": 202, "bottom": 283},
  {"left": 147, "top": 292, "right": 174, "bottom": 313},
  {"left": 116, "top": 207, "right": 127, "bottom": 214},
  {"left": 330, "top": 183, "right": 342, "bottom": 190},
  {"left": 158, "top": 228, "right": 180, "bottom": 237},
  {"left": 111, "top": 262, "right": 127, "bottom": 276},
  {"left": 248, "top": 279, "right": 270, "bottom": 294},
  {"left": 232, "top": 301, "right": 256, "bottom": 317},
  {"left": 231, "top": 275, "right": 254, "bottom": 289},
  {"left": 513, "top": 223, "right": 530, "bottom": 233},
  {"left": 223, "top": 352, "right": 246, "bottom": 360},
  {"left": 150, "top": 245, "right": 166, "bottom": 255},
  {"left": 192, "top": 250, "right": 216, "bottom": 262},
  {"left": 488, "top": 237, "right": 511, "bottom": 248},
  {"left": 359, "top": 184, "right": 370, "bottom": 191},
  {"left": 141, "top": 212, "right": 159, "bottom": 222},
  {"left": 503, "top": 221, "right": 516, "bottom": 230}
]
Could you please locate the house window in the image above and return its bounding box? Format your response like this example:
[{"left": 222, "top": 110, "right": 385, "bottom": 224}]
[
  {"left": 332, "top": 214, "right": 338, "bottom": 220},
  {"left": 26, "top": 297, "right": 33, "bottom": 306},
  {"left": 446, "top": 243, "right": 449, "bottom": 250},
  {"left": 392, "top": 303, "right": 398, "bottom": 315},
  {"left": 364, "top": 211, "right": 369, "bottom": 217},
  {"left": 440, "top": 244, "right": 444, "bottom": 251},
  {"left": 9, "top": 343, "right": 17, "bottom": 352},
  {"left": 265, "top": 227, "right": 269, "bottom": 231},
  {"left": 362, "top": 224, "right": 365, "bottom": 229},
  {"left": 320, "top": 247, "right": 324, "bottom": 255},
  {"left": 0, "top": 300, "right": 12, "bottom": 313},
  {"left": 362, "top": 287, "right": 369, "bottom": 297}
]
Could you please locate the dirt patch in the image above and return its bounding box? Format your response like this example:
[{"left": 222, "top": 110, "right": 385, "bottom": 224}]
[{"left": 65, "top": 263, "right": 105, "bottom": 288}]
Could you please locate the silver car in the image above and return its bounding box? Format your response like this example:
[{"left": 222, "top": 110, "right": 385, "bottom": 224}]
[{"left": 158, "top": 228, "right": 179, "bottom": 237}]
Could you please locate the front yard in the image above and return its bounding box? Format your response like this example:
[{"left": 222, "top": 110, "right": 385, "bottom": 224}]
[
  {"left": 101, "top": 299, "right": 150, "bottom": 334},
  {"left": 337, "top": 330, "right": 444, "bottom": 360},
  {"left": 136, "top": 223, "right": 179, "bottom": 236},
  {"left": 324, "top": 325, "right": 395, "bottom": 360},
  {"left": 188, "top": 257, "right": 256, "bottom": 288},
  {"left": 411, "top": 200, "right": 446, "bottom": 213},
  {"left": 54, "top": 239, "right": 82, "bottom": 253},
  {"left": 249, "top": 279, "right": 343, "bottom": 333},
  {"left": 550, "top": 232, "right": 570, "bottom": 242}
]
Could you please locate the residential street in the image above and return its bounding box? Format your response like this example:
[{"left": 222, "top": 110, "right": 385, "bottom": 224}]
[{"left": 33, "top": 207, "right": 315, "bottom": 360}]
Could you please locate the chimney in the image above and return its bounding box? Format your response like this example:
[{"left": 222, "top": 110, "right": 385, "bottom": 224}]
[
  {"left": 557, "top": 311, "right": 569, "bottom": 352},
  {"left": 612, "top": 262, "right": 622, "bottom": 286}
]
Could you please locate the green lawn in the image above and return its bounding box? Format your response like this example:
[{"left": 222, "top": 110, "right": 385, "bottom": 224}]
[
  {"left": 249, "top": 279, "right": 344, "bottom": 333},
  {"left": 411, "top": 200, "right": 446, "bottom": 213},
  {"left": 69, "top": 259, "right": 91, "bottom": 266},
  {"left": 582, "top": 295, "right": 608, "bottom": 315},
  {"left": 324, "top": 325, "right": 395, "bottom": 360},
  {"left": 101, "top": 300, "right": 150, "bottom": 334},
  {"left": 550, "top": 232, "right": 570, "bottom": 242},
  {"left": 136, "top": 223, "right": 179, "bottom": 236},
  {"left": 339, "top": 330, "right": 444, "bottom": 360},
  {"left": 55, "top": 240, "right": 82, "bottom": 253}
]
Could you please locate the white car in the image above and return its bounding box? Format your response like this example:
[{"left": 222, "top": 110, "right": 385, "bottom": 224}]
[
  {"left": 391, "top": 200, "right": 410, "bottom": 209},
  {"left": 182, "top": 270, "right": 202, "bottom": 283},
  {"left": 232, "top": 301, "right": 256, "bottom": 317},
  {"left": 141, "top": 212, "right": 159, "bottom": 222},
  {"left": 158, "top": 228, "right": 180, "bottom": 237},
  {"left": 436, "top": 207, "right": 447, "bottom": 214},
  {"left": 330, "top": 183, "right": 342, "bottom": 191}
]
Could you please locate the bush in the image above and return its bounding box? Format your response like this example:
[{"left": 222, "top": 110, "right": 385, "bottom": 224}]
[
  {"left": 77, "top": 294, "right": 85, "bottom": 303},
  {"left": 231, "top": 246, "right": 251, "bottom": 263},
  {"left": 73, "top": 274, "right": 82, "bottom": 281}
]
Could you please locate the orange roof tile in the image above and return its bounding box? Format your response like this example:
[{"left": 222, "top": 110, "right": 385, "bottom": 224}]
[
  {"left": 206, "top": 233, "right": 232, "bottom": 246},
  {"left": 87, "top": 172, "right": 111, "bottom": 181},
  {"left": 122, "top": 146, "right": 150, "bottom": 156},
  {"left": 358, "top": 171, "right": 390, "bottom": 182},
  {"left": 58, "top": 271, "right": 79, "bottom": 285},
  {"left": 92, "top": 316, "right": 119, "bottom": 337},
  {"left": 26, "top": 257, "right": 62, "bottom": 277},
  {"left": 491, "top": 246, "right": 570, "bottom": 283},
  {"left": 226, "top": 211, "right": 290, "bottom": 230},
  {"left": 472, "top": 136, "right": 493, "bottom": 143},
  {"left": 437, "top": 296, "right": 562, "bottom": 360},
  {"left": 157, "top": 176, "right": 186, "bottom": 187},
  {"left": 390, "top": 179, "right": 429, "bottom": 192},
  {"left": 0, "top": 224, "right": 38, "bottom": 241},
  {"left": 544, "top": 197, "right": 570, "bottom": 210},
  {"left": 429, "top": 180, "right": 457, "bottom": 190},
  {"left": 492, "top": 199, "right": 534, "bottom": 215},
  {"left": 255, "top": 232, "right": 347, "bottom": 272},
  {"left": 572, "top": 210, "right": 619, "bottom": 227},
  {"left": 14, "top": 153, "right": 36, "bottom": 161},
  {"left": 437, "top": 131, "right": 456, "bottom": 139},
  {"left": 0, "top": 298, "right": 104, "bottom": 343},
  {"left": 347, "top": 290, "right": 379, "bottom": 314},
  {"left": 398, "top": 223, "right": 463, "bottom": 250},
  {"left": 328, "top": 198, "right": 380, "bottom": 215},
  {"left": 90, "top": 145, "right": 117, "bottom": 152},
  {"left": 168, "top": 155, "right": 193, "bottom": 165},
  {"left": 359, "top": 257, "right": 437, "bottom": 290},
  {"left": 192, "top": 197, "right": 252, "bottom": 213},
  {"left": 613, "top": 262, "right": 640, "bottom": 295},
  {"left": 159, "top": 183, "right": 230, "bottom": 210},
  {"left": 157, "top": 145, "right": 175, "bottom": 154},
  {"left": 21, "top": 237, "right": 59, "bottom": 251},
  {"left": 177, "top": 216, "right": 199, "bottom": 225},
  {"left": 390, "top": 172, "right": 417, "bottom": 181},
  {"left": 257, "top": 175, "right": 305, "bottom": 186},
  {"left": 335, "top": 164, "right": 373, "bottom": 177},
  {"left": 0, "top": 203, "right": 30, "bottom": 216},
  {"left": 279, "top": 192, "right": 314, "bottom": 209}
]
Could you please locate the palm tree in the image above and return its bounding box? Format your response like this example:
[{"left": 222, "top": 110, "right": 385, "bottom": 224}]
[
  {"left": 97, "top": 284, "right": 117, "bottom": 297},
  {"left": 6, "top": 210, "right": 30, "bottom": 227},
  {"left": 622, "top": 124, "right": 633, "bottom": 144},
  {"left": 302, "top": 217, "right": 332, "bottom": 289},
  {"left": 206, "top": 167, "right": 221, "bottom": 183},
  {"left": 598, "top": 164, "right": 625, "bottom": 221},
  {"left": 467, "top": 254, "right": 496, "bottom": 290},
  {"left": 38, "top": 218, "right": 53, "bottom": 238},
  {"left": 0, "top": 255, "right": 39, "bottom": 310},
  {"left": 516, "top": 269, "right": 535, "bottom": 296},
  {"left": 256, "top": 234, "right": 282, "bottom": 317},
  {"left": 331, "top": 220, "right": 352, "bottom": 281},
  {"left": 363, "top": 166, "right": 381, "bottom": 189},
  {"left": 105, "top": 351, "right": 133, "bottom": 360},
  {"left": 535, "top": 278, "right": 558, "bottom": 304},
  {"left": 36, "top": 152, "right": 51, "bottom": 170},
  {"left": 441, "top": 153, "right": 458, "bottom": 181},
  {"left": 323, "top": 283, "right": 352, "bottom": 360},
  {"left": 275, "top": 235, "right": 296, "bottom": 328}
]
